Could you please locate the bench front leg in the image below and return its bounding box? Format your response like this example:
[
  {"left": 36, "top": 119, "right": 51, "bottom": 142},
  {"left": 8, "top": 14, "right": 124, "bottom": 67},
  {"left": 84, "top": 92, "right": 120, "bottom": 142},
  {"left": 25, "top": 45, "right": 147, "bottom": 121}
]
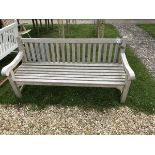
[
  {"left": 8, "top": 71, "right": 22, "bottom": 98},
  {"left": 120, "top": 79, "right": 131, "bottom": 103}
]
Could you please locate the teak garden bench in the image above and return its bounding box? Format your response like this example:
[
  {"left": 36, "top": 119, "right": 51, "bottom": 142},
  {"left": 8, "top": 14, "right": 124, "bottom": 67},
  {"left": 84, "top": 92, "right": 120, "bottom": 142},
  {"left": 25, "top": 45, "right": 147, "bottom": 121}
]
[{"left": 1, "top": 37, "right": 135, "bottom": 103}]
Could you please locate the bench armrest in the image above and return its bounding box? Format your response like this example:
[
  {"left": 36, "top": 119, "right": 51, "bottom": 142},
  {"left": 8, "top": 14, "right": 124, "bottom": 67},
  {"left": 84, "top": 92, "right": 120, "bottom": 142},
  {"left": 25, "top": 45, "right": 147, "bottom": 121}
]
[
  {"left": 121, "top": 52, "right": 135, "bottom": 80},
  {"left": 1, "top": 51, "right": 23, "bottom": 76}
]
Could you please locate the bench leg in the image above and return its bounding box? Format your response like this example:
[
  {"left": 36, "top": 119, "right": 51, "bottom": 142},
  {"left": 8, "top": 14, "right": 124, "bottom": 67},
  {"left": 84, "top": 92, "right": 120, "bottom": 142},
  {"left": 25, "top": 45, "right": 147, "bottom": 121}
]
[
  {"left": 8, "top": 77, "right": 22, "bottom": 98},
  {"left": 120, "top": 80, "right": 131, "bottom": 103}
]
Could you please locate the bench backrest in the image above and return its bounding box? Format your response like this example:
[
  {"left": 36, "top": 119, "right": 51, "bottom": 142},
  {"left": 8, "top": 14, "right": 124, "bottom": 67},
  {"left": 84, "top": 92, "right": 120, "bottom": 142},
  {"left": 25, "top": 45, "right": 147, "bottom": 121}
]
[
  {"left": 19, "top": 38, "right": 126, "bottom": 63},
  {"left": 0, "top": 22, "right": 18, "bottom": 60}
]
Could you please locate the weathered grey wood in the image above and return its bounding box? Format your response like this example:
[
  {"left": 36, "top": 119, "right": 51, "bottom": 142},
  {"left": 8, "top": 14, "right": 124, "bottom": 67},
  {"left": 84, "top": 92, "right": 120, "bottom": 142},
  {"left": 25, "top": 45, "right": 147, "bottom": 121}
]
[
  {"left": 97, "top": 44, "right": 102, "bottom": 63},
  {"left": 22, "top": 62, "right": 124, "bottom": 67},
  {"left": 1, "top": 51, "right": 23, "bottom": 76},
  {"left": 92, "top": 44, "right": 96, "bottom": 63},
  {"left": 15, "top": 73, "right": 125, "bottom": 79},
  {"left": 108, "top": 43, "right": 113, "bottom": 63},
  {"left": 121, "top": 52, "right": 135, "bottom": 80},
  {"left": 8, "top": 75, "right": 22, "bottom": 98},
  {"left": 0, "top": 21, "right": 18, "bottom": 60},
  {"left": 40, "top": 43, "right": 46, "bottom": 61},
  {"left": 77, "top": 44, "right": 80, "bottom": 62},
  {"left": 2, "top": 36, "right": 134, "bottom": 103},
  {"left": 25, "top": 43, "right": 32, "bottom": 62},
  {"left": 82, "top": 44, "right": 86, "bottom": 63},
  {"left": 113, "top": 44, "right": 119, "bottom": 63},
  {"left": 45, "top": 43, "right": 50, "bottom": 62},
  {"left": 87, "top": 44, "right": 91, "bottom": 63},
  {"left": 35, "top": 43, "right": 41, "bottom": 62},
  {"left": 30, "top": 43, "right": 36, "bottom": 62},
  {"left": 120, "top": 79, "right": 131, "bottom": 103},
  {"left": 22, "top": 38, "right": 124, "bottom": 44},
  {"left": 66, "top": 43, "right": 70, "bottom": 62},
  {"left": 50, "top": 43, "right": 55, "bottom": 62},
  {"left": 103, "top": 43, "right": 108, "bottom": 63},
  {"left": 72, "top": 44, "right": 75, "bottom": 62},
  {"left": 61, "top": 43, "right": 65, "bottom": 62},
  {"left": 56, "top": 43, "right": 60, "bottom": 62}
]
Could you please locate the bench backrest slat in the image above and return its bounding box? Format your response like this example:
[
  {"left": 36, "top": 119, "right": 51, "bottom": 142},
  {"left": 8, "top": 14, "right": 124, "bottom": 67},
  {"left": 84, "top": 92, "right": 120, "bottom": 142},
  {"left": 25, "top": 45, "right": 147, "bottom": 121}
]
[{"left": 19, "top": 38, "right": 126, "bottom": 63}]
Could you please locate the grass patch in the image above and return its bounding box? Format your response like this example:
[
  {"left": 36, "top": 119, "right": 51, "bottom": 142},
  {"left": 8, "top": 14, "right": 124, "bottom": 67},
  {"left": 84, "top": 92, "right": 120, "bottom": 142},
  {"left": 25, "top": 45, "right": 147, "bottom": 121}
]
[
  {"left": 137, "top": 24, "right": 155, "bottom": 38},
  {"left": 26, "top": 24, "right": 120, "bottom": 38},
  {"left": 0, "top": 24, "right": 155, "bottom": 114}
]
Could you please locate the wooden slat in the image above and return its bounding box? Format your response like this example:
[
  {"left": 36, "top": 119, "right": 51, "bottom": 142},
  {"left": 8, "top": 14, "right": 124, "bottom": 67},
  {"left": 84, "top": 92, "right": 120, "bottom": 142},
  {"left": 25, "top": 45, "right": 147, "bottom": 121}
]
[
  {"left": 8, "top": 29, "right": 12, "bottom": 48},
  {"left": 45, "top": 43, "right": 50, "bottom": 62},
  {"left": 92, "top": 44, "right": 96, "bottom": 63},
  {"left": 97, "top": 44, "right": 102, "bottom": 63},
  {"left": 15, "top": 79, "right": 125, "bottom": 87},
  {"left": 3, "top": 31, "right": 7, "bottom": 51},
  {"left": 103, "top": 43, "right": 108, "bottom": 63},
  {"left": 87, "top": 44, "right": 91, "bottom": 63},
  {"left": 15, "top": 73, "right": 125, "bottom": 79},
  {"left": 40, "top": 43, "right": 46, "bottom": 61},
  {"left": 77, "top": 43, "right": 80, "bottom": 62},
  {"left": 108, "top": 43, "right": 114, "bottom": 63},
  {"left": 61, "top": 43, "right": 65, "bottom": 62},
  {"left": 16, "top": 70, "right": 126, "bottom": 76},
  {"left": 19, "top": 65, "right": 124, "bottom": 70},
  {"left": 24, "top": 43, "right": 32, "bottom": 62},
  {"left": 56, "top": 43, "right": 60, "bottom": 62},
  {"left": 22, "top": 62, "right": 123, "bottom": 67},
  {"left": 72, "top": 43, "right": 75, "bottom": 63},
  {"left": 82, "top": 44, "right": 86, "bottom": 63},
  {"left": 113, "top": 44, "right": 119, "bottom": 63},
  {"left": 30, "top": 43, "right": 36, "bottom": 62},
  {"left": 35, "top": 43, "right": 41, "bottom": 62},
  {"left": 14, "top": 75, "right": 125, "bottom": 82},
  {"left": 22, "top": 38, "right": 124, "bottom": 44},
  {"left": 50, "top": 43, "right": 55, "bottom": 62},
  {"left": 0, "top": 34, "right": 4, "bottom": 54},
  {"left": 66, "top": 43, "right": 70, "bottom": 62},
  {"left": 17, "top": 68, "right": 124, "bottom": 73},
  {"left": 10, "top": 29, "right": 14, "bottom": 46}
]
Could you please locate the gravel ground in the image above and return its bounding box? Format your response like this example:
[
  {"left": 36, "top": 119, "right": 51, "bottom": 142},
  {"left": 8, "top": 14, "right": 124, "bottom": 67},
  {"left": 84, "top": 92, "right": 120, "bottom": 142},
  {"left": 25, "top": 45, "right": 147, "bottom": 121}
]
[
  {"left": 0, "top": 105, "right": 154, "bottom": 134},
  {"left": 113, "top": 24, "right": 155, "bottom": 77}
]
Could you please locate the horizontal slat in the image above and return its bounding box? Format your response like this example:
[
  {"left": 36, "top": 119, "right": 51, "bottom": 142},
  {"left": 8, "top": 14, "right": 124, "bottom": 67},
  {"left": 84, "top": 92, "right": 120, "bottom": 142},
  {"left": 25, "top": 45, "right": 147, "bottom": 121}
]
[
  {"left": 21, "top": 38, "right": 124, "bottom": 44},
  {"left": 15, "top": 73, "right": 125, "bottom": 79},
  {"left": 14, "top": 76, "right": 125, "bottom": 82},
  {"left": 15, "top": 79, "right": 125, "bottom": 86},
  {"left": 22, "top": 62, "right": 123, "bottom": 67},
  {"left": 15, "top": 71, "right": 126, "bottom": 76},
  {"left": 16, "top": 68, "right": 125, "bottom": 73},
  {"left": 18, "top": 65, "right": 124, "bottom": 70}
]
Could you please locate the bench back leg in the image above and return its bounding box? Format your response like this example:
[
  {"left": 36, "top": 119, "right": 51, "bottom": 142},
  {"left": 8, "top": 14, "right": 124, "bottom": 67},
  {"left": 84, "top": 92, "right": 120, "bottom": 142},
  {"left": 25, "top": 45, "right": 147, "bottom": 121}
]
[
  {"left": 120, "top": 80, "right": 131, "bottom": 103},
  {"left": 8, "top": 76, "right": 22, "bottom": 98}
]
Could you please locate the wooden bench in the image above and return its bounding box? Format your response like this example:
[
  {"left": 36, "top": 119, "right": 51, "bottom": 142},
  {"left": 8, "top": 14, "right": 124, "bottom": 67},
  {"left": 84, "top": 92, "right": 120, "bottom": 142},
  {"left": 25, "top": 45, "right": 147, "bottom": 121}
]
[
  {"left": 0, "top": 21, "right": 18, "bottom": 60},
  {"left": 1, "top": 37, "right": 135, "bottom": 103}
]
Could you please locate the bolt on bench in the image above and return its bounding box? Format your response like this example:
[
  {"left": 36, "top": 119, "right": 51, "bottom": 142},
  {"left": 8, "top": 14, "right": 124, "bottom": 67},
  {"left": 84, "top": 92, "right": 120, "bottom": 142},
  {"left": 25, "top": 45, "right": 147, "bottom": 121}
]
[{"left": 1, "top": 37, "right": 135, "bottom": 103}]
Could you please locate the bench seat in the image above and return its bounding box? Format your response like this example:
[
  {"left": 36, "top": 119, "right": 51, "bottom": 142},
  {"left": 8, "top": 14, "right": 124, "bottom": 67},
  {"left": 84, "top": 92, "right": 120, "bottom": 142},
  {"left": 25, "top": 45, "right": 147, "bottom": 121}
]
[{"left": 14, "top": 63, "right": 126, "bottom": 87}]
